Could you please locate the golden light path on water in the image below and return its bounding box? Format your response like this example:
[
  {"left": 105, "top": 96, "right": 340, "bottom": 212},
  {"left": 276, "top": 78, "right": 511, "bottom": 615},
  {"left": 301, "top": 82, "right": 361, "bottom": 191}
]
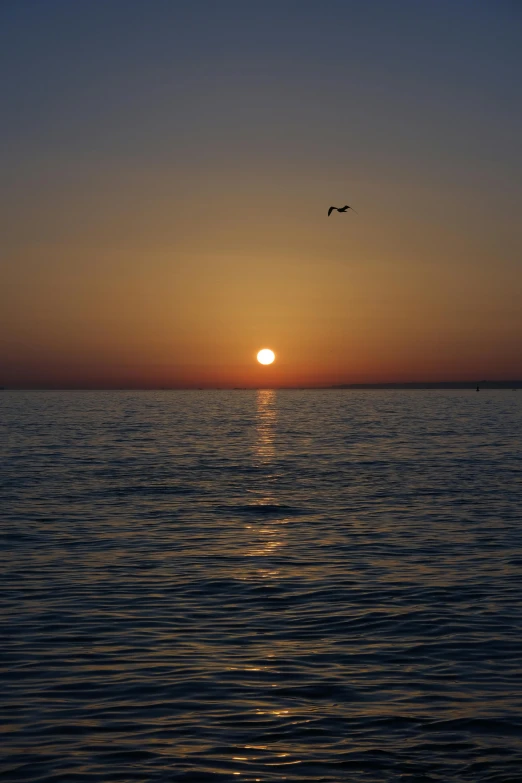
[
  {"left": 228, "top": 389, "right": 305, "bottom": 771},
  {"left": 249, "top": 389, "right": 285, "bottom": 564}
]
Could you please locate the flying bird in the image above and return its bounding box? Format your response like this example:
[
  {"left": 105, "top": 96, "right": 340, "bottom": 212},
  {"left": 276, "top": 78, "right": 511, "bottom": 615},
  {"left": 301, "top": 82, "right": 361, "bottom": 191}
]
[{"left": 328, "top": 205, "right": 358, "bottom": 216}]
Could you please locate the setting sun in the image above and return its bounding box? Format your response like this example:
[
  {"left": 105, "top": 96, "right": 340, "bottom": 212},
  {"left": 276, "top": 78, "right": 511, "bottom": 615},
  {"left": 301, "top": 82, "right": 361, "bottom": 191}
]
[{"left": 257, "top": 348, "right": 275, "bottom": 365}]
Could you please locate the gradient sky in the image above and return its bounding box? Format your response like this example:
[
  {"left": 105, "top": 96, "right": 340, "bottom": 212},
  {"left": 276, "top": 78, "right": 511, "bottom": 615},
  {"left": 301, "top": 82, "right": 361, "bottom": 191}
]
[{"left": 1, "top": 0, "right": 521, "bottom": 387}]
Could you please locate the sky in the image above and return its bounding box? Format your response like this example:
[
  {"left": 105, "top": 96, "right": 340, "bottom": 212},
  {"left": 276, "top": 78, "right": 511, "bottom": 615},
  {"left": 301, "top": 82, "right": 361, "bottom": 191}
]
[{"left": 1, "top": 0, "right": 521, "bottom": 388}]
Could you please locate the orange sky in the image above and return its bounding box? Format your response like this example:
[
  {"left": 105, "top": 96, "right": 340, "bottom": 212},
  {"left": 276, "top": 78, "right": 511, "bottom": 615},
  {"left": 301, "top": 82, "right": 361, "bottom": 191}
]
[{"left": 1, "top": 2, "right": 521, "bottom": 387}]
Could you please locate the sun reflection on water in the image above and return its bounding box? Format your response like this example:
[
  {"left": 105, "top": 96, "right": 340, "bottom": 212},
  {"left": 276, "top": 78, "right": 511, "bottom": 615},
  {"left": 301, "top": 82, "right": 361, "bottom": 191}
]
[
  {"left": 254, "top": 389, "right": 276, "bottom": 464},
  {"left": 238, "top": 389, "right": 289, "bottom": 569},
  {"left": 240, "top": 389, "right": 301, "bottom": 768}
]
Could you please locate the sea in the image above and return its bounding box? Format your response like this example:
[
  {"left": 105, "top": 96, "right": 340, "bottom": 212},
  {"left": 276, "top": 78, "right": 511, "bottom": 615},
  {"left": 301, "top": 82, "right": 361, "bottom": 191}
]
[{"left": 1, "top": 389, "right": 522, "bottom": 783}]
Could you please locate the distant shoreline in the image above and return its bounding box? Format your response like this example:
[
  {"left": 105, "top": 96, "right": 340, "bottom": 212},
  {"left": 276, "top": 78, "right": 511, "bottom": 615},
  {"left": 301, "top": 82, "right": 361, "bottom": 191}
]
[{"left": 331, "top": 381, "right": 522, "bottom": 390}]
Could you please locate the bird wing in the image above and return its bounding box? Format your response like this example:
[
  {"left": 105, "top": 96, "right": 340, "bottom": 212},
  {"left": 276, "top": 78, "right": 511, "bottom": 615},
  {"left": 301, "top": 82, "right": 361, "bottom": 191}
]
[
  {"left": 348, "top": 205, "right": 359, "bottom": 214},
  {"left": 328, "top": 206, "right": 335, "bottom": 216}
]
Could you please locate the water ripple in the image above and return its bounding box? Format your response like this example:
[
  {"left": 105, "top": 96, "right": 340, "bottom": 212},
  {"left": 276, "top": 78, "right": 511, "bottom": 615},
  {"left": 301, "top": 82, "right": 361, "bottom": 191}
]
[{"left": 1, "top": 389, "right": 522, "bottom": 781}]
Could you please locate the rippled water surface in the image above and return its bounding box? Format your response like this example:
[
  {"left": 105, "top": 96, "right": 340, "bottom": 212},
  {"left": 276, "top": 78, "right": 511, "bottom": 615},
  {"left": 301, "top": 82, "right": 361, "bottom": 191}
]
[{"left": 1, "top": 390, "right": 522, "bottom": 782}]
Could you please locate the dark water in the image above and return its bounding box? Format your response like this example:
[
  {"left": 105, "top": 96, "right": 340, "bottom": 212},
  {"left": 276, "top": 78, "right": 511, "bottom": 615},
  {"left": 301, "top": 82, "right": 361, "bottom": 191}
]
[{"left": 1, "top": 390, "right": 522, "bottom": 782}]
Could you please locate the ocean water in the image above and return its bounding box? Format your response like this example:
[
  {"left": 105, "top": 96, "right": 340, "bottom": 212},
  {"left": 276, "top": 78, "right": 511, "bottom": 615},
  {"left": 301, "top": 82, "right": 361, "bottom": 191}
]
[{"left": 1, "top": 389, "right": 522, "bottom": 783}]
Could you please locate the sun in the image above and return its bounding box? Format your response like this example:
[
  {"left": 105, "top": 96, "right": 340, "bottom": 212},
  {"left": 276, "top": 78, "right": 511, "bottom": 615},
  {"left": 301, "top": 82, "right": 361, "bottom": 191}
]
[{"left": 257, "top": 348, "right": 275, "bottom": 365}]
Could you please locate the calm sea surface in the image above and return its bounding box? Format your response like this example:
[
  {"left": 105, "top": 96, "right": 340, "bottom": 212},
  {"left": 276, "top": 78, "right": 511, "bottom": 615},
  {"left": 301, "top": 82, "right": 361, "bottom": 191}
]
[{"left": 1, "top": 390, "right": 522, "bottom": 782}]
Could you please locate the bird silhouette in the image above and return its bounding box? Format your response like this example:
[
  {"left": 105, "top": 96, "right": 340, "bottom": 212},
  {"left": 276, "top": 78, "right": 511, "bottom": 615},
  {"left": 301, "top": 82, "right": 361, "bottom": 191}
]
[{"left": 328, "top": 204, "right": 358, "bottom": 216}]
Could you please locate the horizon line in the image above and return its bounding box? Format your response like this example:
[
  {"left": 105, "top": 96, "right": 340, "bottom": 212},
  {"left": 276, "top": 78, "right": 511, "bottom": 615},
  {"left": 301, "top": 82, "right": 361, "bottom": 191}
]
[{"left": 2, "top": 380, "right": 522, "bottom": 391}]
